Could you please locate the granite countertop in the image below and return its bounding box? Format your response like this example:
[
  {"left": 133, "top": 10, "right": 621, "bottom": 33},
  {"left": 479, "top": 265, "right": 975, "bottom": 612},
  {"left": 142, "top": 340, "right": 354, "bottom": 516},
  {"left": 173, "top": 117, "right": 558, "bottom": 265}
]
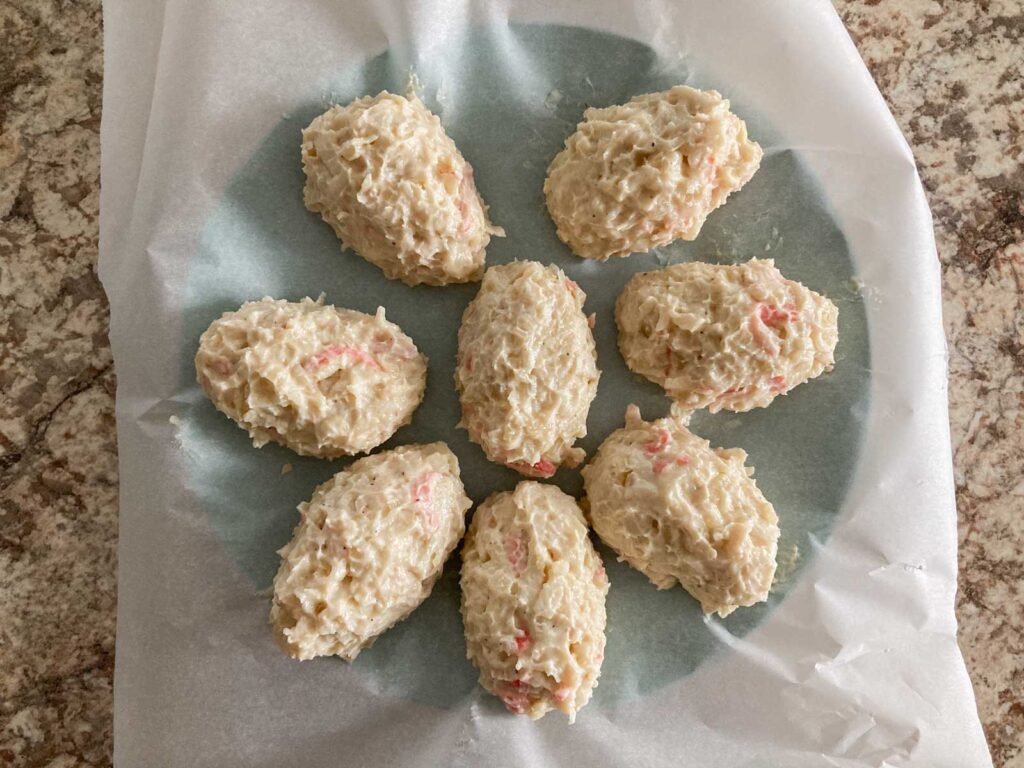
[{"left": 0, "top": 1, "right": 1020, "bottom": 765}]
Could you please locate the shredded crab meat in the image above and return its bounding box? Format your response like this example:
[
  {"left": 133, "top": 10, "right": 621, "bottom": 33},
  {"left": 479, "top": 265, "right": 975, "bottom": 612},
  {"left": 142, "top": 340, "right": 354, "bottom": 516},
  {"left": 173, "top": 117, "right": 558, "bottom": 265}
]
[
  {"left": 531, "top": 459, "right": 557, "bottom": 477},
  {"left": 323, "top": 523, "right": 349, "bottom": 561},
  {"left": 749, "top": 301, "right": 799, "bottom": 356},
  {"left": 195, "top": 297, "right": 425, "bottom": 458},
  {"left": 759, "top": 302, "right": 798, "bottom": 327},
  {"left": 460, "top": 482, "right": 607, "bottom": 722},
  {"left": 270, "top": 443, "right": 471, "bottom": 661},
  {"left": 582, "top": 406, "right": 779, "bottom": 618},
  {"left": 499, "top": 684, "right": 531, "bottom": 714},
  {"left": 504, "top": 530, "right": 529, "bottom": 576},
  {"left": 515, "top": 623, "right": 532, "bottom": 653},
  {"left": 304, "top": 344, "right": 382, "bottom": 371},
  {"left": 653, "top": 454, "right": 691, "bottom": 474},
  {"left": 644, "top": 429, "right": 670, "bottom": 454},
  {"left": 412, "top": 471, "right": 439, "bottom": 530},
  {"left": 506, "top": 459, "right": 557, "bottom": 478},
  {"left": 457, "top": 165, "right": 481, "bottom": 236},
  {"left": 370, "top": 332, "right": 418, "bottom": 359},
  {"left": 456, "top": 261, "right": 599, "bottom": 477},
  {"left": 301, "top": 92, "right": 502, "bottom": 286},
  {"left": 616, "top": 259, "right": 837, "bottom": 412},
  {"left": 544, "top": 86, "right": 762, "bottom": 260}
]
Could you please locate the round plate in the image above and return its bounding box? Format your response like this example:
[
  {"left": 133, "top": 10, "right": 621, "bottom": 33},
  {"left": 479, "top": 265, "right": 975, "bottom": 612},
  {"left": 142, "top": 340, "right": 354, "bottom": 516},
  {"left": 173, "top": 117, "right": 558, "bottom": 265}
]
[{"left": 179, "top": 23, "right": 869, "bottom": 709}]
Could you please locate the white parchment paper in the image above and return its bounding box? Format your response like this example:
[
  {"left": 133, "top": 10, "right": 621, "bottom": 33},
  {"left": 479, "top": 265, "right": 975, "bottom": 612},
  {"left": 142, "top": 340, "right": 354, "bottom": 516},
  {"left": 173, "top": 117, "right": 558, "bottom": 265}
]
[{"left": 99, "top": 1, "right": 992, "bottom": 765}]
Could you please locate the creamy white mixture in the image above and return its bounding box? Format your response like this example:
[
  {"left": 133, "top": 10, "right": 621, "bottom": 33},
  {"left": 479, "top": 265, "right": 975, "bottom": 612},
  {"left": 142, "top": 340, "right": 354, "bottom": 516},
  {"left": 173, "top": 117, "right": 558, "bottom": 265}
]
[
  {"left": 271, "top": 443, "right": 471, "bottom": 661},
  {"left": 616, "top": 259, "right": 839, "bottom": 412},
  {"left": 544, "top": 85, "right": 762, "bottom": 260},
  {"left": 302, "top": 91, "right": 504, "bottom": 286},
  {"left": 460, "top": 482, "right": 608, "bottom": 721},
  {"left": 582, "top": 405, "right": 779, "bottom": 617},
  {"left": 195, "top": 297, "right": 426, "bottom": 458},
  {"left": 455, "top": 261, "right": 600, "bottom": 477}
]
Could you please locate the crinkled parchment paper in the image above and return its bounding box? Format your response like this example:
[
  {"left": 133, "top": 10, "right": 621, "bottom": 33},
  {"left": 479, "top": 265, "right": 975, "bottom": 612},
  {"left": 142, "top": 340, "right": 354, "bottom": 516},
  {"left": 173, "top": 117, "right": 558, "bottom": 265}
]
[{"left": 99, "top": 1, "right": 991, "bottom": 765}]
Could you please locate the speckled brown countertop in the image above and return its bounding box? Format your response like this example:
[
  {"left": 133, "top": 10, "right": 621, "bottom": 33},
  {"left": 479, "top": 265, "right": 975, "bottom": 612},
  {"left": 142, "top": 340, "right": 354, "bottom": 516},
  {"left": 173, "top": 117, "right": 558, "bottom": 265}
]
[{"left": 0, "top": 1, "right": 1020, "bottom": 765}]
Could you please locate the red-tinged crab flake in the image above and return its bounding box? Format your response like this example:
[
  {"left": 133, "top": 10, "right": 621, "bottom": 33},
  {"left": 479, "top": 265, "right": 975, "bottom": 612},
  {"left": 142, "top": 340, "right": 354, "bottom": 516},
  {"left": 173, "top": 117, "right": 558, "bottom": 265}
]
[
  {"left": 748, "top": 300, "right": 800, "bottom": 356},
  {"left": 515, "top": 625, "right": 532, "bottom": 653},
  {"left": 532, "top": 459, "right": 556, "bottom": 477},
  {"left": 748, "top": 312, "right": 778, "bottom": 355},
  {"left": 504, "top": 530, "right": 528, "bottom": 575},
  {"left": 644, "top": 428, "right": 670, "bottom": 454},
  {"left": 412, "top": 472, "right": 433, "bottom": 503},
  {"left": 587, "top": 312, "right": 596, "bottom": 329},
  {"left": 499, "top": 685, "right": 531, "bottom": 714},
  {"left": 457, "top": 165, "right": 480, "bottom": 236},
  {"left": 464, "top": 354, "right": 473, "bottom": 372},
  {"left": 412, "top": 471, "right": 439, "bottom": 530},
  {"left": 553, "top": 686, "right": 572, "bottom": 703},
  {"left": 769, "top": 375, "right": 787, "bottom": 393},
  {"left": 594, "top": 564, "right": 607, "bottom": 585},
  {"left": 711, "top": 385, "right": 755, "bottom": 409},
  {"left": 565, "top": 278, "right": 580, "bottom": 295},
  {"left": 758, "top": 302, "right": 798, "bottom": 328},
  {"left": 663, "top": 346, "right": 673, "bottom": 377},
  {"left": 653, "top": 454, "right": 690, "bottom": 474},
  {"left": 304, "top": 344, "right": 382, "bottom": 371},
  {"left": 507, "top": 459, "right": 557, "bottom": 478}
]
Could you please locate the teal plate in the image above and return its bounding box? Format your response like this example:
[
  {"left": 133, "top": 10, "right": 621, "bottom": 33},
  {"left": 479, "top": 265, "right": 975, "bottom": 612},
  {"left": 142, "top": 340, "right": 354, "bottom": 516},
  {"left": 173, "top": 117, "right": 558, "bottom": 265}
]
[{"left": 178, "top": 23, "right": 869, "bottom": 710}]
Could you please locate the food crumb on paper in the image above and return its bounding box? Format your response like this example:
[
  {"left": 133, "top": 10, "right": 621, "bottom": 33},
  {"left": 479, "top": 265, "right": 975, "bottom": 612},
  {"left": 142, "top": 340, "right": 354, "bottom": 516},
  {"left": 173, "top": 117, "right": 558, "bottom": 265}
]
[
  {"left": 405, "top": 69, "right": 423, "bottom": 99},
  {"left": 771, "top": 543, "right": 801, "bottom": 590},
  {"left": 281, "top": 463, "right": 293, "bottom": 476},
  {"left": 168, "top": 414, "right": 185, "bottom": 447},
  {"left": 869, "top": 560, "right": 926, "bottom": 577},
  {"left": 435, "top": 82, "right": 450, "bottom": 110},
  {"left": 851, "top": 276, "right": 882, "bottom": 304},
  {"left": 764, "top": 226, "right": 783, "bottom": 252}
]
